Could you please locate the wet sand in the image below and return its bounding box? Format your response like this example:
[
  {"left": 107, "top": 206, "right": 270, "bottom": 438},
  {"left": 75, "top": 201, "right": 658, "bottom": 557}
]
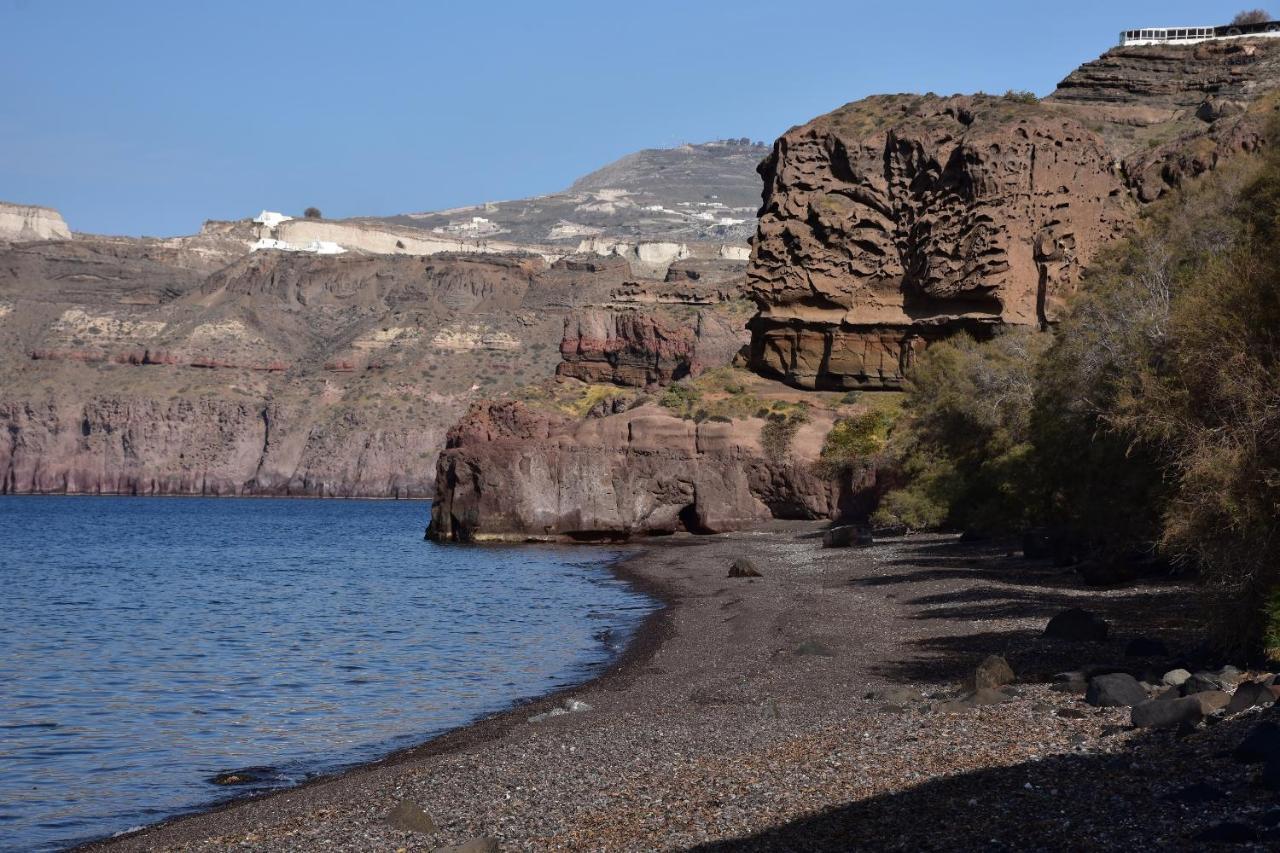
[{"left": 88, "top": 522, "right": 1280, "bottom": 851}]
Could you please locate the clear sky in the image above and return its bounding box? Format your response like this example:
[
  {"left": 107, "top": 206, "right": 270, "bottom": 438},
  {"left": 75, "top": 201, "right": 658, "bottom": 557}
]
[{"left": 0, "top": 0, "right": 1264, "bottom": 236}]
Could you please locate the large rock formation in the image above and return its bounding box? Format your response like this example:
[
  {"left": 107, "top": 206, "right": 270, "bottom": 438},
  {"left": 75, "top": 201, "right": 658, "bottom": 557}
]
[
  {"left": 427, "top": 400, "right": 842, "bottom": 542},
  {"left": 0, "top": 202, "right": 71, "bottom": 242},
  {"left": 748, "top": 94, "right": 1131, "bottom": 389},
  {"left": 555, "top": 307, "right": 746, "bottom": 387},
  {"left": 747, "top": 39, "right": 1280, "bottom": 391}
]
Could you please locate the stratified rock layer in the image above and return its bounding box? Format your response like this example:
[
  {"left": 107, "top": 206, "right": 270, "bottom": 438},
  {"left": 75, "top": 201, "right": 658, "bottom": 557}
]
[
  {"left": 747, "top": 94, "right": 1131, "bottom": 390},
  {"left": 427, "top": 401, "right": 843, "bottom": 542},
  {"left": 556, "top": 307, "right": 746, "bottom": 387}
]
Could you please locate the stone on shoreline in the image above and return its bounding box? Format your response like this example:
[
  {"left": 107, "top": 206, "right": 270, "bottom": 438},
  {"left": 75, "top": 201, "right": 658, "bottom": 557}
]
[
  {"left": 1044, "top": 608, "right": 1109, "bottom": 642},
  {"left": 970, "top": 655, "right": 1015, "bottom": 691},
  {"left": 1132, "top": 696, "right": 1204, "bottom": 728},
  {"left": 387, "top": 800, "right": 439, "bottom": 834},
  {"left": 1086, "top": 673, "right": 1147, "bottom": 707},
  {"left": 1162, "top": 668, "right": 1192, "bottom": 687},
  {"left": 728, "top": 558, "right": 762, "bottom": 578},
  {"left": 1226, "top": 680, "right": 1274, "bottom": 715}
]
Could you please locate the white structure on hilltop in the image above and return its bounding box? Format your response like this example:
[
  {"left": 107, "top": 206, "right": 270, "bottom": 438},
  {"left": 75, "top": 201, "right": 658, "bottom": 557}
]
[
  {"left": 1120, "top": 19, "right": 1280, "bottom": 46},
  {"left": 252, "top": 210, "right": 293, "bottom": 229}
]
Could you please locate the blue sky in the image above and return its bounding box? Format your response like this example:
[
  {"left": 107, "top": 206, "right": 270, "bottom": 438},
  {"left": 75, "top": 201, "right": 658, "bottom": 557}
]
[{"left": 0, "top": 0, "right": 1263, "bottom": 235}]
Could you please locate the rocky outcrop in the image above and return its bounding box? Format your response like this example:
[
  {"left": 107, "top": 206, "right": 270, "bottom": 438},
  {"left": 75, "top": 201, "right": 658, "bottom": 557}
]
[
  {"left": 555, "top": 307, "right": 746, "bottom": 387},
  {"left": 748, "top": 94, "right": 1131, "bottom": 389},
  {"left": 0, "top": 396, "right": 441, "bottom": 498},
  {"left": 1045, "top": 39, "right": 1280, "bottom": 201},
  {"left": 0, "top": 202, "right": 71, "bottom": 242},
  {"left": 427, "top": 401, "right": 844, "bottom": 542}
]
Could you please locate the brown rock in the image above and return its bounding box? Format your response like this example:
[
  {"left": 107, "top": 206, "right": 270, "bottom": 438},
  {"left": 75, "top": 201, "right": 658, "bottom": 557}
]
[
  {"left": 427, "top": 401, "right": 843, "bottom": 542},
  {"left": 387, "top": 800, "right": 439, "bottom": 834},
  {"left": 1189, "top": 690, "right": 1232, "bottom": 714},
  {"left": 747, "top": 94, "right": 1130, "bottom": 390},
  {"left": 728, "top": 558, "right": 762, "bottom": 578},
  {"left": 971, "top": 655, "right": 1016, "bottom": 691}
]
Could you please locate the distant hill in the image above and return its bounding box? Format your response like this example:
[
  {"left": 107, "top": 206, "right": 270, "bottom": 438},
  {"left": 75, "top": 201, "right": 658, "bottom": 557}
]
[{"left": 373, "top": 139, "right": 768, "bottom": 246}]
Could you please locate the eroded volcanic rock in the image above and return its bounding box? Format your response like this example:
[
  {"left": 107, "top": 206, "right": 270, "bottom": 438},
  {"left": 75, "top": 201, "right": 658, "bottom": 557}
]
[
  {"left": 555, "top": 307, "right": 746, "bottom": 387},
  {"left": 747, "top": 94, "right": 1131, "bottom": 390},
  {"left": 427, "top": 401, "right": 842, "bottom": 542}
]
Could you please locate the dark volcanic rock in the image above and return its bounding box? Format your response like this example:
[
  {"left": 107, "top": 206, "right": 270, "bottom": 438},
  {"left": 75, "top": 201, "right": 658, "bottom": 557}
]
[
  {"left": 1086, "top": 673, "right": 1147, "bottom": 708},
  {"left": 1132, "top": 696, "right": 1204, "bottom": 728},
  {"left": 1043, "top": 608, "right": 1110, "bottom": 642},
  {"left": 1234, "top": 721, "right": 1280, "bottom": 764}
]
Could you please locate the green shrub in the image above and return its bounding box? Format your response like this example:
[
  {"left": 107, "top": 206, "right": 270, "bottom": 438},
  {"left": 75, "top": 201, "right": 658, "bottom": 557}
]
[
  {"left": 815, "top": 408, "right": 895, "bottom": 479},
  {"left": 760, "top": 408, "right": 809, "bottom": 462}
]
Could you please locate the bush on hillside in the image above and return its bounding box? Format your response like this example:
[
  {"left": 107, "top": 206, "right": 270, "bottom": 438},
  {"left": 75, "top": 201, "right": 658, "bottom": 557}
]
[
  {"left": 1231, "top": 9, "right": 1272, "bottom": 25},
  {"left": 304, "top": 206, "right": 322, "bottom": 219}
]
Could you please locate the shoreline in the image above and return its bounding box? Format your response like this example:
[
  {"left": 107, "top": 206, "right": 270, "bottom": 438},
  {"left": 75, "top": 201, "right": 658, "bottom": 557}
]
[
  {"left": 85, "top": 523, "right": 1280, "bottom": 851},
  {"left": 77, "top": 543, "right": 677, "bottom": 852}
]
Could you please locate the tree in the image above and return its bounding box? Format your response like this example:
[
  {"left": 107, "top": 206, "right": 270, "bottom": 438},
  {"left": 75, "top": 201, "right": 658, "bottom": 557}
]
[
  {"left": 303, "top": 207, "right": 322, "bottom": 219},
  {"left": 1231, "top": 9, "right": 1271, "bottom": 25}
]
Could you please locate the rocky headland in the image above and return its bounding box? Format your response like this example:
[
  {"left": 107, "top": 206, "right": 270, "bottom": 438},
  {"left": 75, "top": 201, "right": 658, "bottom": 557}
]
[{"left": 426, "top": 38, "right": 1280, "bottom": 541}]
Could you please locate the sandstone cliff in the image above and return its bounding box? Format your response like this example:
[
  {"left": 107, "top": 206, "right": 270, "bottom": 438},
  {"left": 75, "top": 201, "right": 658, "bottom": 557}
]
[{"left": 427, "top": 399, "right": 842, "bottom": 542}]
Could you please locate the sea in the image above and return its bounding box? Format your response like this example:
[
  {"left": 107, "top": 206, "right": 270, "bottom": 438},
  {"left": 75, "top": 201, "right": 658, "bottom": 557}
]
[{"left": 0, "top": 496, "right": 657, "bottom": 851}]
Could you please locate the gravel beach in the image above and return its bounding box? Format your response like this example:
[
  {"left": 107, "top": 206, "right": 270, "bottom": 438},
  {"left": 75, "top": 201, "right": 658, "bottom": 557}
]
[{"left": 89, "top": 522, "right": 1280, "bottom": 851}]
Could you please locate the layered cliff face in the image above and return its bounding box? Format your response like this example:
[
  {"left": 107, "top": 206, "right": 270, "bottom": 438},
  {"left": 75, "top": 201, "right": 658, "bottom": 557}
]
[
  {"left": 555, "top": 307, "right": 747, "bottom": 387},
  {"left": 427, "top": 399, "right": 842, "bottom": 542},
  {"left": 0, "top": 243, "right": 638, "bottom": 497},
  {"left": 748, "top": 94, "right": 1131, "bottom": 389}
]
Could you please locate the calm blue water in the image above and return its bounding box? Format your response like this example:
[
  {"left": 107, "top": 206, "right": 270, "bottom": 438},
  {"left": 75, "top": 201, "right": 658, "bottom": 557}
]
[{"left": 0, "top": 497, "right": 656, "bottom": 852}]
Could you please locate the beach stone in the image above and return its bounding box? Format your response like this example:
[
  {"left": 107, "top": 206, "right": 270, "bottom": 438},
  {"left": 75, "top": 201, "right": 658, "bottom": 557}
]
[
  {"left": 1125, "top": 637, "right": 1169, "bottom": 657},
  {"left": 1163, "top": 668, "right": 1192, "bottom": 687},
  {"left": 1234, "top": 721, "right": 1280, "bottom": 763},
  {"left": 1195, "top": 822, "right": 1259, "bottom": 844},
  {"left": 1182, "top": 672, "right": 1224, "bottom": 695},
  {"left": 563, "top": 699, "right": 592, "bottom": 713},
  {"left": 1132, "top": 696, "right": 1204, "bottom": 729},
  {"left": 1051, "top": 670, "right": 1088, "bottom": 694},
  {"left": 822, "top": 525, "right": 872, "bottom": 548},
  {"left": 387, "top": 800, "right": 439, "bottom": 834},
  {"left": 1086, "top": 673, "right": 1147, "bottom": 708},
  {"left": 1226, "top": 680, "right": 1273, "bottom": 715},
  {"left": 970, "top": 655, "right": 1015, "bottom": 691},
  {"left": 728, "top": 558, "right": 762, "bottom": 578},
  {"left": 1044, "top": 608, "right": 1109, "bottom": 642},
  {"left": 1189, "top": 690, "right": 1231, "bottom": 715},
  {"left": 434, "top": 837, "right": 500, "bottom": 853},
  {"left": 209, "top": 767, "right": 274, "bottom": 786},
  {"left": 1219, "top": 665, "right": 1244, "bottom": 684}
]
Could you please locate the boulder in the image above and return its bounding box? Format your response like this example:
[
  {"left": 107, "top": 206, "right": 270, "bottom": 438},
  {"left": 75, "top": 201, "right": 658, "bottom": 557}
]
[
  {"left": 1132, "top": 697, "right": 1204, "bottom": 729},
  {"left": 970, "top": 655, "right": 1015, "bottom": 691},
  {"left": 1188, "top": 690, "right": 1231, "bottom": 715},
  {"left": 1226, "top": 680, "right": 1274, "bottom": 715},
  {"left": 1162, "top": 668, "right": 1192, "bottom": 687},
  {"left": 387, "top": 801, "right": 439, "bottom": 834},
  {"left": 1044, "top": 608, "right": 1109, "bottom": 642},
  {"left": 1086, "top": 673, "right": 1147, "bottom": 708},
  {"left": 728, "top": 558, "right": 762, "bottom": 578},
  {"left": 1182, "top": 672, "right": 1224, "bottom": 695},
  {"left": 822, "top": 525, "right": 873, "bottom": 548}
]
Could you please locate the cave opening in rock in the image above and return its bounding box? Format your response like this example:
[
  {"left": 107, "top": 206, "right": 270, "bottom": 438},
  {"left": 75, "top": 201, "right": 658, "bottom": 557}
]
[{"left": 677, "top": 503, "right": 714, "bottom": 535}]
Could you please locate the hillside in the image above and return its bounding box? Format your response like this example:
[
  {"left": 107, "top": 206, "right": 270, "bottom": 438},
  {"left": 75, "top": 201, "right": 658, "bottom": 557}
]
[{"left": 375, "top": 139, "right": 767, "bottom": 246}]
